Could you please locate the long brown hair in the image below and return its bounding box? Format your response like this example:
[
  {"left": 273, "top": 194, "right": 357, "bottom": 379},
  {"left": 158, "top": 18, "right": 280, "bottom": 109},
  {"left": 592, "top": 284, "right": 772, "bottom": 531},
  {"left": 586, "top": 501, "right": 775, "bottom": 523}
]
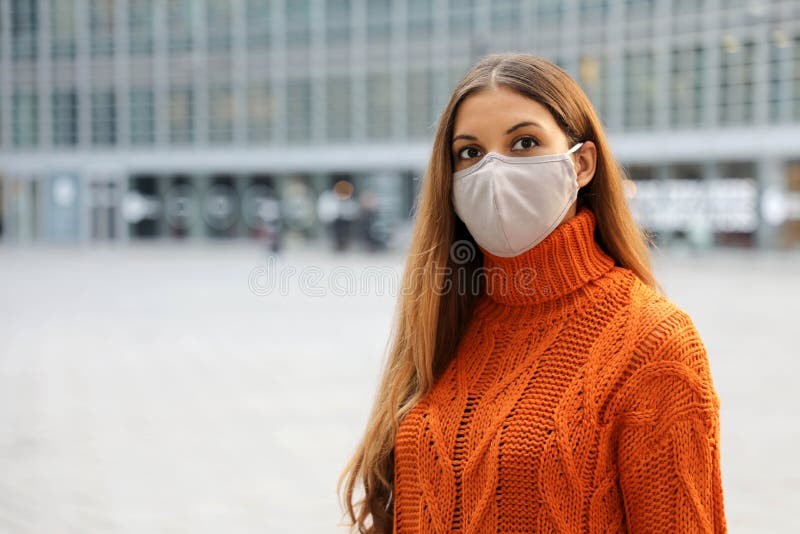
[{"left": 337, "top": 52, "right": 660, "bottom": 533}]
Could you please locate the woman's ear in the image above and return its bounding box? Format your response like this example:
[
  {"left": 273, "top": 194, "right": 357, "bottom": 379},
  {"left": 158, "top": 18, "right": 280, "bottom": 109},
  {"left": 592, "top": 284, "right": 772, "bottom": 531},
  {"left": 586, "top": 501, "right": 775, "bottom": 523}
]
[{"left": 574, "top": 141, "right": 597, "bottom": 188}]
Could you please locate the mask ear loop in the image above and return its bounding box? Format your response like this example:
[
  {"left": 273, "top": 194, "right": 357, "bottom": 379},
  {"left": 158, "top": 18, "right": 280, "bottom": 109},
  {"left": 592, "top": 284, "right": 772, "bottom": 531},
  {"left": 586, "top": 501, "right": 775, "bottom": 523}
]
[
  {"left": 567, "top": 142, "right": 585, "bottom": 188},
  {"left": 567, "top": 142, "right": 584, "bottom": 154}
]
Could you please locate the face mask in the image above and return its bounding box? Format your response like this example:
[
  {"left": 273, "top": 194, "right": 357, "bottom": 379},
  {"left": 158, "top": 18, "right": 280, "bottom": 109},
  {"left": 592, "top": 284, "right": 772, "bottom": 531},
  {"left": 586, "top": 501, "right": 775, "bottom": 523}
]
[{"left": 452, "top": 142, "right": 584, "bottom": 258}]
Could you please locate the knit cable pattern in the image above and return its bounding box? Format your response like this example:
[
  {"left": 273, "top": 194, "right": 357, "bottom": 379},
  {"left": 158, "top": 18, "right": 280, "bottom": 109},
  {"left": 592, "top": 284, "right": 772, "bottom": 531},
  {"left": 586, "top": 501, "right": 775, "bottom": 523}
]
[{"left": 393, "top": 205, "right": 727, "bottom": 533}]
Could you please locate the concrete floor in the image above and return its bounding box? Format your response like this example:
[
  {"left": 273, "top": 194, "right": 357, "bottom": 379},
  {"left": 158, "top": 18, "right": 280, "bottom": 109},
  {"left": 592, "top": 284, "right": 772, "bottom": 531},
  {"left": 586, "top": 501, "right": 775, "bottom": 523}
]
[{"left": 0, "top": 242, "right": 797, "bottom": 533}]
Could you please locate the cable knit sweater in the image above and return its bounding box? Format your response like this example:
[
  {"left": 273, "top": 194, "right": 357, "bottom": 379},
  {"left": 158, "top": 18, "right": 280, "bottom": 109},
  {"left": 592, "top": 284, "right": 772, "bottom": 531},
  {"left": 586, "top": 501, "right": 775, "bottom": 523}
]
[{"left": 393, "top": 205, "right": 727, "bottom": 533}]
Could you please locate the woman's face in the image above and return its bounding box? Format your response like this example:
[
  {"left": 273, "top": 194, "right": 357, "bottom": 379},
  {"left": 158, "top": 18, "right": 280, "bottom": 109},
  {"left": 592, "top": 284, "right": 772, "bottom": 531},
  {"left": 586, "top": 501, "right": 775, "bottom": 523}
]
[{"left": 450, "top": 85, "right": 596, "bottom": 193}]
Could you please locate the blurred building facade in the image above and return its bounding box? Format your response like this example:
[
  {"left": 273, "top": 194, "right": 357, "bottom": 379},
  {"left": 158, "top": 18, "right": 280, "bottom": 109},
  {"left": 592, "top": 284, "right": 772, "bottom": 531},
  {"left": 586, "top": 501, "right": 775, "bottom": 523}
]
[{"left": 0, "top": 0, "right": 798, "bottom": 248}]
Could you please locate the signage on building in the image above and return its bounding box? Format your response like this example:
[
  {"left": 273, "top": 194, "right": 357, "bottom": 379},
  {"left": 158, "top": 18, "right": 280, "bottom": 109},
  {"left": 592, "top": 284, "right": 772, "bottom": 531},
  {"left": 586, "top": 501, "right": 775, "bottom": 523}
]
[{"left": 628, "top": 178, "right": 759, "bottom": 233}]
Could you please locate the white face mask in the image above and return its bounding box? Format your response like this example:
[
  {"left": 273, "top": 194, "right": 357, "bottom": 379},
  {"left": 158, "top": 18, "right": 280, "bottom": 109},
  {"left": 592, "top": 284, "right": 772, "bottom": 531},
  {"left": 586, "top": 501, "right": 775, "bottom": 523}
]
[{"left": 452, "top": 142, "right": 584, "bottom": 258}]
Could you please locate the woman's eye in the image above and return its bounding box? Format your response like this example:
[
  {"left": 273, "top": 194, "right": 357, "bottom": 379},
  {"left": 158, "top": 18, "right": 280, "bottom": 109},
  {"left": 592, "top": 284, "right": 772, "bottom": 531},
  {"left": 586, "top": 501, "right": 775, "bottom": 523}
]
[
  {"left": 513, "top": 136, "right": 539, "bottom": 151},
  {"left": 458, "top": 146, "right": 482, "bottom": 160}
]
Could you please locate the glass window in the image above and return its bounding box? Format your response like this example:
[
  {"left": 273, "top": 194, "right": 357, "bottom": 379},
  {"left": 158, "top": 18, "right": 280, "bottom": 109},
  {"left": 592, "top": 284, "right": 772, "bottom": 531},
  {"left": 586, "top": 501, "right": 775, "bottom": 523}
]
[
  {"left": 408, "top": 0, "right": 433, "bottom": 40},
  {"left": 669, "top": 163, "right": 703, "bottom": 180},
  {"left": 168, "top": 0, "right": 193, "bottom": 52},
  {"left": 534, "top": 0, "right": 562, "bottom": 50},
  {"left": 580, "top": 0, "right": 609, "bottom": 18},
  {"left": 408, "top": 69, "right": 435, "bottom": 139},
  {"left": 671, "top": 0, "right": 704, "bottom": 34},
  {"left": 169, "top": 86, "right": 194, "bottom": 144},
  {"left": 130, "top": 89, "right": 155, "bottom": 145},
  {"left": 91, "top": 90, "right": 116, "bottom": 145},
  {"left": 286, "top": 0, "right": 310, "bottom": 47},
  {"left": 209, "top": 86, "right": 234, "bottom": 144},
  {"left": 51, "top": 0, "right": 76, "bottom": 59},
  {"left": 449, "top": 65, "right": 468, "bottom": 94},
  {"left": 670, "top": 46, "right": 705, "bottom": 127},
  {"left": 90, "top": 0, "right": 115, "bottom": 57},
  {"left": 719, "top": 38, "right": 754, "bottom": 124},
  {"left": 366, "top": 1, "right": 391, "bottom": 64},
  {"left": 537, "top": 0, "right": 562, "bottom": 30},
  {"left": 449, "top": 0, "right": 473, "bottom": 35},
  {"left": 626, "top": 164, "right": 656, "bottom": 181},
  {"left": 625, "top": 0, "right": 654, "bottom": 41},
  {"left": 286, "top": 79, "right": 311, "bottom": 142},
  {"left": 367, "top": 72, "right": 392, "bottom": 140},
  {"left": 12, "top": 91, "right": 38, "bottom": 146},
  {"left": 624, "top": 49, "right": 655, "bottom": 130},
  {"left": 767, "top": 32, "right": 789, "bottom": 122},
  {"left": 246, "top": 0, "right": 271, "bottom": 49},
  {"left": 579, "top": 0, "right": 608, "bottom": 46},
  {"left": 579, "top": 55, "right": 608, "bottom": 123},
  {"left": 10, "top": 0, "right": 38, "bottom": 60},
  {"left": 207, "top": 1, "right": 232, "bottom": 51},
  {"left": 367, "top": 0, "right": 391, "bottom": 41},
  {"left": 720, "top": 0, "right": 746, "bottom": 9},
  {"left": 52, "top": 90, "right": 78, "bottom": 146},
  {"left": 247, "top": 83, "right": 273, "bottom": 143},
  {"left": 326, "top": 0, "right": 350, "bottom": 45},
  {"left": 326, "top": 76, "right": 351, "bottom": 141},
  {"left": 129, "top": 0, "right": 154, "bottom": 55},
  {"left": 793, "top": 36, "right": 800, "bottom": 121},
  {"left": 491, "top": 0, "right": 518, "bottom": 32}
]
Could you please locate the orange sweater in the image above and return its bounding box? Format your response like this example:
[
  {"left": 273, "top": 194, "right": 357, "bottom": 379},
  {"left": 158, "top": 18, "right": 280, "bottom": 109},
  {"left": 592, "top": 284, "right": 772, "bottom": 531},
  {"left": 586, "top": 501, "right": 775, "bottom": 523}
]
[{"left": 393, "top": 205, "right": 727, "bottom": 533}]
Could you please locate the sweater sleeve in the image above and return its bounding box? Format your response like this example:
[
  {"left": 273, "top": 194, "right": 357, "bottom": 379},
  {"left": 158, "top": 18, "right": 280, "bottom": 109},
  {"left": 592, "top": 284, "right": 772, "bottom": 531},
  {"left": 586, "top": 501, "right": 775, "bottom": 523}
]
[{"left": 614, "top": 308, "right": 727, "bottom": 533}]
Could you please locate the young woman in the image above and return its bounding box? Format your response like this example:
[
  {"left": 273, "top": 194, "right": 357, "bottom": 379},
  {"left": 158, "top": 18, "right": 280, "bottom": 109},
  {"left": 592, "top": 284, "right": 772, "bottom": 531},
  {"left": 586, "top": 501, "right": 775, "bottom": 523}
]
[{"left": 338, "top": 52, "right": 727, "bottom": 533}]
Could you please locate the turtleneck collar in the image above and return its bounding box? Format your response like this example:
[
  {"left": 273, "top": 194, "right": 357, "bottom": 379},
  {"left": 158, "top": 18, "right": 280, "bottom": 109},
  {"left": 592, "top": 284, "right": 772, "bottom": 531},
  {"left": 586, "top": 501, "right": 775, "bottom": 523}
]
[{"left": 478, "top": 205, "right": 616, "bottom": 306}]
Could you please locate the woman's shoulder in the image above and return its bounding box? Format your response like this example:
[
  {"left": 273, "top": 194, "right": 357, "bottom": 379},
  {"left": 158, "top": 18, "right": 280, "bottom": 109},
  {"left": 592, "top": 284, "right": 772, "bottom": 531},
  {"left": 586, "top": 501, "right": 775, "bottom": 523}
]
[
  {"left": 606, "top": 270, "right": 720, "bottom": 414},
  {"left": 594, "top": 265, "right": 713, "bottom": 384},
  {"left": 626, "top": 273, "right": 704, "bottom": 359},
  {"left": 600, "top": 265, "right": 697, "bottom": 346}
]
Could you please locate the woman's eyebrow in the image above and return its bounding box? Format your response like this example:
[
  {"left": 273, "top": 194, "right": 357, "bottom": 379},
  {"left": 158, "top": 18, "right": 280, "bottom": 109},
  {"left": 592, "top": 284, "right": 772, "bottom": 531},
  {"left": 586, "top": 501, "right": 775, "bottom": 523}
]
[
  {"left": 505, "top": 120, "right": 544, "bottom": 134},
  {"left": 452, "top": 121, "right": 545, "bottom": 146},
  {"left": 452, "top": 133, "right": 478, "bottom": 144}
]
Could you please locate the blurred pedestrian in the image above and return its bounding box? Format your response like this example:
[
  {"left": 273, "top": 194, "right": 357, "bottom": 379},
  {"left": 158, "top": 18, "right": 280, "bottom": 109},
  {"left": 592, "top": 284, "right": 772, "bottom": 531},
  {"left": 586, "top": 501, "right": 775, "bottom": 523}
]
[
  {"left": 316, "top": 179, "right": 359, "bottom": 252},
  {"left": 358, "top": 189, "right": 390, "bottom": 252}
]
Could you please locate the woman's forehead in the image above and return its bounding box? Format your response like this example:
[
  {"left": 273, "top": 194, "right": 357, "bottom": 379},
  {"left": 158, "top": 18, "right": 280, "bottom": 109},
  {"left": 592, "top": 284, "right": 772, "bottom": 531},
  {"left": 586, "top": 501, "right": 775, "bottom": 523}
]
[{"left": 453, "top": 87, "right": 558, "bottom": 134}]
